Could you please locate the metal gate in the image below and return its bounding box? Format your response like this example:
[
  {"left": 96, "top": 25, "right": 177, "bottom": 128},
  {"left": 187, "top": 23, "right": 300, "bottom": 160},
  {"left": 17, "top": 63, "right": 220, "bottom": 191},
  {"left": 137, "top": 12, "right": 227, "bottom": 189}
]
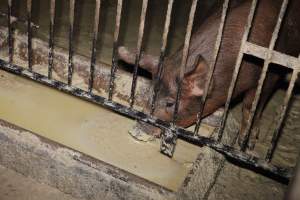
[{"left": 0, "top": 0, "right": 299, "bottom": 185}]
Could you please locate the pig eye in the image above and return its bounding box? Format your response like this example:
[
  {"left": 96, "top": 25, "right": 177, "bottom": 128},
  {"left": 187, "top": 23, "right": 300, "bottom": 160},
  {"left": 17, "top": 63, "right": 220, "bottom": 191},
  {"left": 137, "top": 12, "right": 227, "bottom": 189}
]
[{"left": 166, "top": 101, "right": 175, "bottom": 108}]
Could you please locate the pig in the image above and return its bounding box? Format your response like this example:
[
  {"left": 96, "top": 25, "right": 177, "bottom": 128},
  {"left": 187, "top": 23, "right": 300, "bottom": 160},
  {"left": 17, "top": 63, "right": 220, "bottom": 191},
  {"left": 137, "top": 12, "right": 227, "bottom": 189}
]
[{"left": 118, "top": 0, "right": 300, "bottom": 149}]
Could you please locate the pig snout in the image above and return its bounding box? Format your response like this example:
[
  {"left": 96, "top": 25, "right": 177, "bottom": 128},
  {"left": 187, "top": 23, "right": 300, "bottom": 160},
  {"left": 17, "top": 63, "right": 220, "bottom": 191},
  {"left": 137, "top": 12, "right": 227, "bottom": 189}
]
[{"left": 129, "top": 121, "right": 162, "bottom": 142}]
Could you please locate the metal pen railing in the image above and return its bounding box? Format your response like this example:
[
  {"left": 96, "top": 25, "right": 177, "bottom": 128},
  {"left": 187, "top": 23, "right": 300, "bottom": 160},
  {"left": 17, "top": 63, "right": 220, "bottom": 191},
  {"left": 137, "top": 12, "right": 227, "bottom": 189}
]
[{"left": 0, "top": 0, "right": 299, "bottom": 184}]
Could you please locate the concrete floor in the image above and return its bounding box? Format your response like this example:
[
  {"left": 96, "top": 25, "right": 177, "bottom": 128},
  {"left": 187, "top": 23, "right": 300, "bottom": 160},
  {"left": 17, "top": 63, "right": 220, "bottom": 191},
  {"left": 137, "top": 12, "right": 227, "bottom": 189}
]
[{"left": 0, "top": 165, "right": 81, "bottom": 200}]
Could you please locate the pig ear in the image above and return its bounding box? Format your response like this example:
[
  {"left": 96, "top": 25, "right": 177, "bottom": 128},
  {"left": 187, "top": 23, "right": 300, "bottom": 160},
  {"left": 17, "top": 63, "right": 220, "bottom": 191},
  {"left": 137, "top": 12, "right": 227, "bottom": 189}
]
[
  {"left": 182, "top": 54, "right": 208, "bottom": 97},
  {"left": 118, "top": 46, "right": 159, "bottom": 74}
]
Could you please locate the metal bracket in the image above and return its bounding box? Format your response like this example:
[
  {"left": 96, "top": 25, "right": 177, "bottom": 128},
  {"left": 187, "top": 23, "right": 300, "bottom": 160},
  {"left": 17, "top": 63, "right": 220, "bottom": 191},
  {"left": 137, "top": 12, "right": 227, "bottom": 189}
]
[{"left": 160, "top": 128, "right": 178, "bottom": 158}]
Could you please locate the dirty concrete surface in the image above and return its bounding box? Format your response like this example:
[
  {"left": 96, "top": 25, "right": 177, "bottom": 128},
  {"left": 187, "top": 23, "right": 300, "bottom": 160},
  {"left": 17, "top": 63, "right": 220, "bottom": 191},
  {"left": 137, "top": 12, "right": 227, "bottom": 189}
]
[{"left": 0, "top": 164, "right": 81, "bottom": 200}]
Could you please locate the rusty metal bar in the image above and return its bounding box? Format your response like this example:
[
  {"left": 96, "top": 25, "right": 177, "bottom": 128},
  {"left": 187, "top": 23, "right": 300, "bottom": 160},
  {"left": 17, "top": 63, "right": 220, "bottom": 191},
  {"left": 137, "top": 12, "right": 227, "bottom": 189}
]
[
  {"left": 48, "top": 0, "right": 56, "bottom": 79},
  {"left": 0, "top": 58, "right": 292, "bottom": 182},
  {"left": 241, "top": 0, "right": 289, "bottom": 151},
  {"left": 108, "top": 0, "right": 123, "bottom": 101},
  {"left": 7, "top": 0, "right": 12, "bottom": 63},
  {"left": 177, "top": 131, "right": 291, "bottom": 182},
  {"left": 129, "top": 0, "right": 149, "bottom": 108},
  {"left": 244, "top": 42, "right": 300, "bottom": 71},
  {"left": 194, "top": 0, "right": 230, "bottom": 135},
  {"left": 27, "top": 0, "right": 32, "bottom": 71},
  {"left": 68, "top": 0, "right": 75, "bottom": 86},
  {"left": 150, "top": 0, "right": 174, "bottom": 115},
  {"left": 172, "top": 0, "right": 198, "bottom": 123},
  {"left": 265, "top": 58, "right": 300, "bottom": 161},
  {"left": 88, "top": 0, "right": 101, "bottom": 93},
  {"left": 217, "top": 0, "right": 258, "bottom": 141}
]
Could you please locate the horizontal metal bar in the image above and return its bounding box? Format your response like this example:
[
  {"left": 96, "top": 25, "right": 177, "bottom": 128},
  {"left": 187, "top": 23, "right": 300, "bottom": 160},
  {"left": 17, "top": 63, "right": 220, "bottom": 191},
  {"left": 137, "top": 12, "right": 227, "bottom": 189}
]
[
  {"left": 0, "top": 59, "right": 292, "bottom": 182},
  {"left": 244, "top": 41, "right": 300, "bottom": 71},
  {"left": 178, "top": 132, "right": 292, "bottom": 182},
  {"left": 0, "top": 59, "right": 171, "bottom": 134}
]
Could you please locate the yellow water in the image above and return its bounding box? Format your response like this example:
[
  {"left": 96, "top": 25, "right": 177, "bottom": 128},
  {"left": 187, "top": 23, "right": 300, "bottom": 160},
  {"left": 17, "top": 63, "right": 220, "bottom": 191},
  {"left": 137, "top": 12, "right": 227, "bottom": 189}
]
[{"left": 0, "top": 69, "right": 207, "bottom": 191}]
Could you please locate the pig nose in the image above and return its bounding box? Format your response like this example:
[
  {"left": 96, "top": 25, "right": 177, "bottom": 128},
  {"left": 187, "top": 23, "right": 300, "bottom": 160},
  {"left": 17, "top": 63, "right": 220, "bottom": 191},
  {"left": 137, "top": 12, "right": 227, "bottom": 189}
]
[{"left": 129, "top": 121, "right": 162, "bottom": 142}]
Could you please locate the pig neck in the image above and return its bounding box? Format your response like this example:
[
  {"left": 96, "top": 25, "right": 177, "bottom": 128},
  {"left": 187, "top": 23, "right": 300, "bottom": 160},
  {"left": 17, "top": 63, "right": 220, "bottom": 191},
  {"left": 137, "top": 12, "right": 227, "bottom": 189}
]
[{"left": 168, "top": 15, "right": 219, "bottom": 74}]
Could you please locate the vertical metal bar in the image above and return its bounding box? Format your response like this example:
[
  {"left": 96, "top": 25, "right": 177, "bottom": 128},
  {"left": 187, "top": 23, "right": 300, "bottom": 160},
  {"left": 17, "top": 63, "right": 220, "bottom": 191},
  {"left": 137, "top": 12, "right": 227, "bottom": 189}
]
[
  {"left": 150, "top": 0, "right": 174, "bottom": 115},
  {"left": 108, "top": 0, "right": 123, "bottom": 101},
  {"left": 7, "top": 0, "right": 13, "bottom": 64},
  {"left": 88, "top": 0, "right": 101, "bottom": 93},
  {"left": 217, "top": 0, "right": 258, "bottom": 141},
  {"left": 129, "top": 0, "right": 149, "bottom": 108},
  {"left": 27, "top": 0, "right": 32, "bottom": 71},
  {"left": 241, "top": 0, "right": 289, "bottom": 151},
  {"left": 68, "top": 0, "right": 75, "bottom": 86},
  {"left": 48, "top": 0, "right": 56, "bottom": 79},
  {"left": 172, "top": 0, "right": 198, "bottom": 124},
  {"left": 193, "top": 0, "right": 230, "bottom": 135},
  {"left": 265, "top": 62, "right": 299, "bottom": 162}
]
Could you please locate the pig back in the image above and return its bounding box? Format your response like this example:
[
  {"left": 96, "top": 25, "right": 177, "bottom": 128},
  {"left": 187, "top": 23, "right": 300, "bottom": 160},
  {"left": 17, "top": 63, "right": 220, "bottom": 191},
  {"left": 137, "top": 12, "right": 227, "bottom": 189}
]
[{"left": 194, "top": 0, "right": 280, "bottom": 101}]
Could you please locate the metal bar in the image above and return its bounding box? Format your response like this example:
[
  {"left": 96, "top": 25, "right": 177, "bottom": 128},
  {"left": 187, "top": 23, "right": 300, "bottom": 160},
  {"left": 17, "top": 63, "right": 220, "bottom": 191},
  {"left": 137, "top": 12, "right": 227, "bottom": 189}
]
[
  {"left": 48, "top": 0, "right": 56, "bottom": 79},
  {"left": 217, "top": 0, "right": 258, "bottom": 141},
  {"left": 172, "top": 0, "right": 198, "bottom": 123},
  {"left": 150, "top": 0, "right": 174, "bottom": 115},
  {"left": 194, "top": 0, "right": 230, "bottom": 135},
  {"left": 27, "top": 0, "right": 32, "bottom": 71},
  {"left": 7, "top": 0, "right": 12, "bottom": 63},
  {"left": 244, "top": 41, "right": 300, "bottom": 71},
  {"left": 241, "top": 0, "right": 289, "bottom": 151},
  {"left": 177, "top": 131, "right": 292, "bottom": 182},
  {"left": 129, "top": 0, "right": 149, "bottom": 108},
  {"left": 265, "top": 59, "right": 300, "bottom": 161},
  {"left": 88, "top": 0, "right": 101, "bottom": 93},
  {"left": 0, "top": 58, "right": 292, "bottom": 182},
  {"left": 68, "top": 0, "right": 75, "bottom": 86},
  {"left": 108, "top": 0, "right": 123, "bottom": 101}
]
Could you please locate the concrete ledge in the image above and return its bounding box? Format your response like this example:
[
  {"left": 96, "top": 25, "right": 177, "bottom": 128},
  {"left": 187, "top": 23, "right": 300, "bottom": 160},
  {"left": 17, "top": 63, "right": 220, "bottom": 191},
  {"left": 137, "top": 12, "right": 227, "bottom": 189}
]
[
  {"left": 0, "top": 120, "right": 175, "bottom": 200},
  {"left": 178, "top": 112, "right": 239, "bottom": 200}
]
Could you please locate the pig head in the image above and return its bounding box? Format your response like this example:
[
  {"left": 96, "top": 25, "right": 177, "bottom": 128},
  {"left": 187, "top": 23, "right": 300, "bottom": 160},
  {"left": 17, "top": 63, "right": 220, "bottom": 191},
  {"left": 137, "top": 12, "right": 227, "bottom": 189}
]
[{"left": 118, "top": 46, "right": 213, "bottom": 136}]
